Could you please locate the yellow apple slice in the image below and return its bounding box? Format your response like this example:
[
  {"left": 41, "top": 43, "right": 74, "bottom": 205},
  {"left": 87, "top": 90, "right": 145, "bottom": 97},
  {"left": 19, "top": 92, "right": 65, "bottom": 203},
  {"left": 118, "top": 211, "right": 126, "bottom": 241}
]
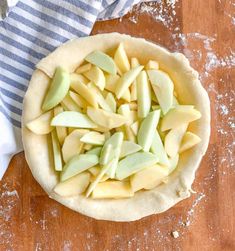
[
  {"left": 69, "top": 91, "right": 89, "bottom": 109},
  {"left": 105, "top": 92, "right": 116, "bottom": 113},
  {"left": 137, "top": 110, "right": 161, "bottom": 152},
  {"left": 145, "top": 60, "right": 159, "bottom": 70},
  {"left": 86, "top": 147, "right": 102, "bottom": 156},
  {"left": 105, "top": 74, "right": 131, "bottom": 101},
  {"left": 87, "top": 83, "right": 112, "bottom": 112},
  {"left": 164, "top": 124, "right": 188, "bottom": 158},
  {"left": 62, "top": 129, "right": 88, "bottom": 163},
  {"left": 70, "top": 76, "right": 98, "bottom": 108},
  {"left": 137, "top": 70, "right": 151, "bottom": 118},
  {"left": 114, "top": 43, "right": 130, "bottom": 73},
  {"left": 88, "top": 166, "right": 101, "bottom": 176},
  {"left": 85, "top": 50, "right": 116, "bottom": 75},
  {"left": 70, "top": 73, "right": 89, "bottom": 84},
  {"left": 61, "top": 94, "right": 82, "bottom": 112},
  {"left": 130, "top": 164, "right": 168, "bottom": 192},
  {"left": 115, "top": 66, "right": 144, "bottom": 99},
  {"left": 75, "top": 63, "right": 91, "bottom": 74},
  {"left": 118, "top": 104, "right": 136, "bottom": 142},
  {"left": 83, "top": 144, "right": 93, "bottom": 150},
  {"left": 147, "top": 69, "right": 174, "bottom": 115},
  {"left": 54, "top": 106, "right": 67, "bottom": 145},
  {"left": 120, "top": 141, "right": 142, "bottom": 158},
  {"left": 51, "top": 111, "right": 97, "bottom": 128},
  {"left": 150, "top": 131, "right": 169, "bottom": 167},
  {"left": 161, "top": 106, "right": 201, "bottom": 131},
  {"left": 54, "top": 172, "right": 90, "bottom": 197},
  {"left": 87, "top": 107, "right": 128, "bottom": 129},
  {"left": 91, "top": 180, "right": 134, "bottom": 199},
  {"left": 84, "top": 66, "right": 105, "bottom": 91},
  {"left": 130, "top": 57, "right": 140, "bottom": 101},
  {"left": 130, "top": 121, "right": 139, "bottom": 136},
  {"left": 61, "top": 154, "right": 99, "bottom": 181},
  {"left": 129, "top": 102, "right": 138, "bottom": 110},
  {"left": 105, "top": 74, "right": 120, "bottom": 92},
  {"left": 179, "top": 132, "right": 201, "bottom": 153},
  {"left": 51, "top": 130, "right": 63, "bottom": 171},
  {"left": 116, "top": 152, "right": 159, "bottom": 180},
  {"left": 26, "top": 110, "right": 53, "bottom": 135},
  {"left": 42, "top": 67, "right": 70, "bottom": 111},
  {"left": 90, "top": 174, "right": 109, "bottom": 183},
  {"left": 80, "top": 131, "right": 105, "bottom": 146}
]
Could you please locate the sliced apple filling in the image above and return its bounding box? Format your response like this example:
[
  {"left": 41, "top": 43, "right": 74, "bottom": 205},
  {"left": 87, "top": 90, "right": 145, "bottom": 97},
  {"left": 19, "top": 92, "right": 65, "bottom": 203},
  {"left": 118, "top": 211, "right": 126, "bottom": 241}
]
[{"left": 26, "top": 43, "right": 202, "bottom": 199}]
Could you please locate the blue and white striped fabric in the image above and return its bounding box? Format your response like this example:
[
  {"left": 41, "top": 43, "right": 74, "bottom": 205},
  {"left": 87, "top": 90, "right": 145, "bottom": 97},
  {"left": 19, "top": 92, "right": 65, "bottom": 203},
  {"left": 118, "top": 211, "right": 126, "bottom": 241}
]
[{"left": 0, "top": 0, "right": 142, "bottom": 179}]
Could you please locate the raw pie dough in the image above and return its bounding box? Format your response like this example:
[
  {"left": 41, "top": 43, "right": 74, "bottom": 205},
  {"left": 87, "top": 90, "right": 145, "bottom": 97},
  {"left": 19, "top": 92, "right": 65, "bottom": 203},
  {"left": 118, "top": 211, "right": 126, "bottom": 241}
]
[{"left": 22, "top": 33, "right": 210, "bottom": 221}]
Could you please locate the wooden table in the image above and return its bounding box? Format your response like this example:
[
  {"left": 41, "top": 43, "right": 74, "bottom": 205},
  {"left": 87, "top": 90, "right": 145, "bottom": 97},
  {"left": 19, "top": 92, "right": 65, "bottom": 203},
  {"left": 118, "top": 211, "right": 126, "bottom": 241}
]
[{"left": 0, "top": 1, "right": 234, "bottom": 250}]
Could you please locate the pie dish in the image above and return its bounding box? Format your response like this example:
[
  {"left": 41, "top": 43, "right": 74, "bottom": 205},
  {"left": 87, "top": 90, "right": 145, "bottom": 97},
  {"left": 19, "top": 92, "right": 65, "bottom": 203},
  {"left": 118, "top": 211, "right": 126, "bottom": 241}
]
[{"left": 22, "top": 33, "right": 210, "bottom": 221}]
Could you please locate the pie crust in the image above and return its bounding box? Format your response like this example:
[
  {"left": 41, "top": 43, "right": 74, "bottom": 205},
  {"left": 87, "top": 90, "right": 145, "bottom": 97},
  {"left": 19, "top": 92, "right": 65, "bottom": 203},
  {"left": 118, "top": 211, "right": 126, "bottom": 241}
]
[{"left": 22, "top": 33, "right": 210, "bottom": 221}]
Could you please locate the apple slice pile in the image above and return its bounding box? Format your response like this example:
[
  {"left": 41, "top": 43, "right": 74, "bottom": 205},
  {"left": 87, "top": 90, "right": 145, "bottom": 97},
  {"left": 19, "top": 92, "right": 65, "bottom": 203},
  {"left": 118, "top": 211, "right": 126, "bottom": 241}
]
[{"left": 26, "top": 43, "right": 202, "bottom": 199}]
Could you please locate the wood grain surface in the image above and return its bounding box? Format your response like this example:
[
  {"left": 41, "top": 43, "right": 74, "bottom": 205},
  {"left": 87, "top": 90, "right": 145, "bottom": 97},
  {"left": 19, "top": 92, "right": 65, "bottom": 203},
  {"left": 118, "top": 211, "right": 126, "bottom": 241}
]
[{"left": 0, "top": 1, "right": 234, "bottom": 250}]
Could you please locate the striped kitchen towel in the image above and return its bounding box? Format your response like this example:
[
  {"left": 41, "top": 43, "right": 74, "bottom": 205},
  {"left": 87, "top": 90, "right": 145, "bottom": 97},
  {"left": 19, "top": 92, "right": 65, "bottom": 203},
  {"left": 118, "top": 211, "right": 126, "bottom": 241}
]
[{"left": 0, "top": 0, "right": 143, "bottom": 179}]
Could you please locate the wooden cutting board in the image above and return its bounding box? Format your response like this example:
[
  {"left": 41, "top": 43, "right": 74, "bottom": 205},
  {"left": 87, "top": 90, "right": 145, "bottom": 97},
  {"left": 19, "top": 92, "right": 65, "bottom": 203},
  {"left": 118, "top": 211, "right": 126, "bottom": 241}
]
[{"left": 0, "top": 1, "right": 234, "bottom": 250}]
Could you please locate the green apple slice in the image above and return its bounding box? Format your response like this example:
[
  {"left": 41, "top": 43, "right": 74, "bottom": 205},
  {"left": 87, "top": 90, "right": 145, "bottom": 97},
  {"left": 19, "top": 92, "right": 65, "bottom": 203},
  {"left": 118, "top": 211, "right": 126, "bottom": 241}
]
[
  {"left": 91, "top": 180, "right": 134, "bottom": 199},
  {"left": 116, "top": 152, "right": 159, "bottom": 180},
  {"left": 51, "top": 130, "right": 63, "bottom": 171},
  {"left": 105, "top": 92, "right": 116, "bottom": 113},
  {"left": 87, "top": 107, "right": 128, "bottom": 129},
  {"left": 61, "top": 154, "right": 99, "bottom": 181},
  {"left": 26, "top": 110, "right": 54, "bottom": 135},
  {"left": 84, "top": 66, "right": 105, "bottom": 91},
  {"left": 150, "top": 130, "right": 170, "bottom": 166},
  {"left": 42, "top": 67, "right": 70, "bottom": 111},
  {"left": 120, "top": 141, "right": 142, "bottom": 158},
  {"left": 137, "top": 70, "right": 151, "bottom": 118},
  {"left": 100, "top": 132, "right": 124, "bottom": 178},
  {"left": 147, "top": 69, "right": 174, "bottom": 115},
  {"left": 137, "top": 110, "right": 161, "bottom": 152},
  {"left": 61, "top": 94, "right": 82, "bottom": 112},
  {"left": 86, "top": 147, "right": 102, "bottom": 156},
  {"left": 145, "top": 60, "right": 159, "bottom": 70},
  {"left": 114, "top": 43, "right": 130, "bottom": 73},
  {"left": 70, "top": 76, "right": 98, "bottom": 108},
  {"left": 85, "top": 50, "right": 116, "bottom": 75},
  {"left": 115, "top": 66, "right": 144, "bottom": 99},
  {"left": 54, "top": 172, "right": 90, "bottom": 197},
  {"left": 62, "top": 129, "right": 88, "bottom": 163},
  {"left": 179, "top": 132, "right": 201, "bottom": 153},
  {"left": 69, "top": 91, "right": 89, "bottom": 109},
  {"left": 51, "top": 111, "right": 97, "bottom": 128},
  {"left": 80, "top": 131, "right": 105, "bottom": 146},
  {"left": 75, "top": 63, "right": 91, "bottom": 74},
  {"left": 130, "top": 164, "right": 168, "bottom": 192},
  {"left": 130, "top": 121, "right": 139, "bottom": 135},
  {"left": 87, "top": 83, "right": 112, "bottom": 112},
  {"left": 168, "top": 154, "right": 179, "bottom": 174},
  {"left": 86, "top": 159, "right": 114, "bottom": 197},
  {"left": 161, "top": 106, "right": 201, "bottom": 131},
  {"left": 164, "top": 124, "right": 188, "bottom": 158},
  {"left": 100, "top": 144, "right": 113, "bottom": 165}
]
